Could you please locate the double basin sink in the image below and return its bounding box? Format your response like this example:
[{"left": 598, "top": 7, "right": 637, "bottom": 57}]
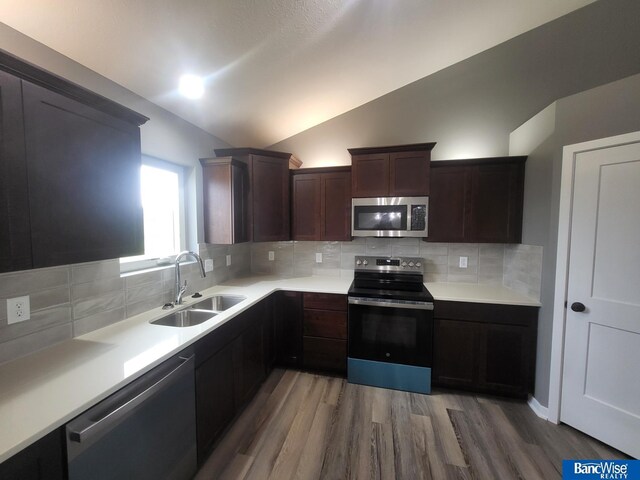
[{"left": 150, "top": 295, "right": 247, "bottom": 328}]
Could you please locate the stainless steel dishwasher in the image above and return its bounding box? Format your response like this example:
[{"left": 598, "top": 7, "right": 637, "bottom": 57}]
[{"left": 66, "top": 354, "right": 197, "bottom": 480}]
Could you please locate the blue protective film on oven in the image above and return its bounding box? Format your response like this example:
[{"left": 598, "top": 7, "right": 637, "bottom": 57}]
[{"left": 347, "top": 357, "right": 431, "bottom": 394}]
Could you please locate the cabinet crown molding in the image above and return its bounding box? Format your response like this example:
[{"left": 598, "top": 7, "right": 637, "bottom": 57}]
[
  {"left": 347, "top": 142, "right": 436, "bottom": 155},
  {"left": 0, "top": 49, "right": 149, "bottom": 126}
]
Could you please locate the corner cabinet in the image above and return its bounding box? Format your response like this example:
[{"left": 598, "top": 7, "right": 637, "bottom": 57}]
[
  {"left": 291, "top": 166, "right": 351, "bottom": 241},
  {"left": 200, "top": 157, "right": 249, "bottom": 244},
  {"left": 349, "top": 143, "right": 435, "bottom": 198},
  {"left": 432, "top": 300, "right": 538, "bottom": 398},
  {"left": 0, "top": 51, "right": 148, "bottom": 273},
  {"left": 428, "top": 156, "right": 525, "bottom": 243},
  {"left": 206, "top": 148, "right": 301, "bottom": 243}
]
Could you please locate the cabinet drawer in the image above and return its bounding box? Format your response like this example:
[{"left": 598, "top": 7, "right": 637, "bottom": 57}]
[
  {"left": 303, "top": 293, "right": 347, "bottom": 311},
  {"left": 303, "top": 337, "right": 347, "bottom": 373},
  {"left": 303, "top": 310, "right": 347, "bottom": 339}
]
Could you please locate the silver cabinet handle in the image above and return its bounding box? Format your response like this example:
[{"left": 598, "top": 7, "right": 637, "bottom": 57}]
[
  {"left": 348, "top": 296, "right": 434, "bottom": 310},
  {"left": 67, "top": 355, "right": 194, "bottom": 444}
]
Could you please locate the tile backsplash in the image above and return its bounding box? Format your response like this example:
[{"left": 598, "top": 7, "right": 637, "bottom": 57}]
[
  {"left": 0, "top": 243, "right": 250, "bottom": 365},
  {"left": 249, "top": 238, "right": 542, "bottom": 294},
  {"left": 0, "top": 238, "right": 542, "bottom": 365}
]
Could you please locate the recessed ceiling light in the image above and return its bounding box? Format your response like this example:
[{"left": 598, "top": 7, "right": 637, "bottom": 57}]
[{"left": 178, "top": 74, "right": 204, "bottom": 99}]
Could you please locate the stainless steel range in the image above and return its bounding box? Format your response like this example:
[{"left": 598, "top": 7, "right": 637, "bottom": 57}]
[{"left": 347, "top": 256, "right": 434, "bottom": 394}]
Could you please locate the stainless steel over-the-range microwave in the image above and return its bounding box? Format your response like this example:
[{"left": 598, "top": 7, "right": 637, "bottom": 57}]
[{"left": 351, "top": 196, "right": 428, "bottom": 238}]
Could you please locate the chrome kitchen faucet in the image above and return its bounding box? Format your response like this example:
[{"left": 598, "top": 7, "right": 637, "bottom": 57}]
[{"left": 174, "top": 251, "right": 206, "bottom": 305}]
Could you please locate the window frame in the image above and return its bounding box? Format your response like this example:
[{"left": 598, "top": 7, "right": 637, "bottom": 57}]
[{"left": 120, "top": 155, "right": 187, "bottom": 274}]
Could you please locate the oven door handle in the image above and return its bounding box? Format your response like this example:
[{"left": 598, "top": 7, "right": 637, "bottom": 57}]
[{"left": 348, "top": 297, "right": 434, "bottom": 310}]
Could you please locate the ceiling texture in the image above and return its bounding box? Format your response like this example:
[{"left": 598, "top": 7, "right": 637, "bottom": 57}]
[{"left": 0, "top": 0, "right": 595, "bottom": 148}]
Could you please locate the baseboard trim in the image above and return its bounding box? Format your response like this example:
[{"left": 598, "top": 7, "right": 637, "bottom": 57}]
[{"left": 528, "top": 395, "right": 549, "bottom": 420}]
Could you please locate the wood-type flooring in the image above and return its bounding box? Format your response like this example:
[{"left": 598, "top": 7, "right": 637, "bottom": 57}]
[{"left": 195, "top": 369, "right": 627, "bottom": 480}]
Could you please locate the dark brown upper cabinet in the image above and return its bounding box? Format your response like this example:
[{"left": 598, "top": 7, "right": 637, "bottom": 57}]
[
  {"left": 429, "top": 157, "right": 526, "bottom": 243},
  {"left": 0, "top": 70, "right": 31, "bottom": 273},
  {"left": 199, "top": 157, "right": 249, "bottom": 244},
  {"left": 348, "top": 143, "right": 435, "bottom": 198},
  {"left": 209, "top": 148, "right": 301, "bottom": 243},
  {"left": 0, "top": 51, "right": 148, "bottom": 273},
  {"left": 291, "top": 166, "right": 351, "bottom": 241}
]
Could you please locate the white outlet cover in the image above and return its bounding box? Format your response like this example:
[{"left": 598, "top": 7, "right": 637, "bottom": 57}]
[
  {"left": 204, "top": 259, "right": 214, "bottom": 272},
  {"left": 226, "top": 254, "right": 232, "bottom": 267},
  {"left": 268, "top": 251, "right": 275, "bottom": 261},
  {"left": 7, "top": 295, "right": 30, "bottom": 324},
  {"left": 459, "top": 256, "right": 468, "bottom": 268},
  {"left": 315, "top": 252, "right": 322, "bottom": 263}
]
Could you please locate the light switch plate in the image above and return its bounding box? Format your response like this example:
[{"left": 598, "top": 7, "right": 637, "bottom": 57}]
[
  {"left": 459, "top": 256, "right": 468, "bottom": 268},
  {"left": 226, "top": 255, "right": 232, "bottom": 267},
  {"left": 204, "top": 259, "right": 214, "bottom": 272},
  {"left": 7, "top": 296, "right": 30, "bottom": 324},
  {"left": 315, "top": 253, "right": 323, "bottom": 263},
  {"left": 268, "top": 251, "right": 275, "bottom": 261}
]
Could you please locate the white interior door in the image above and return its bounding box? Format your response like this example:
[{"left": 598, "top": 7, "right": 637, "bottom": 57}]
[{"left": 561, "top": 140, "right": 640, "bottom": 458}]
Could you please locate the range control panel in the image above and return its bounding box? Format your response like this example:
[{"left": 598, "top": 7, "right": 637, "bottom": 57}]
[{"left": 354, "top": 256, "right": 425, "bottom": 273}]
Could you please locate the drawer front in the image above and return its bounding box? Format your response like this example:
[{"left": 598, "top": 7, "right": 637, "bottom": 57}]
[
  {"left": 303, "top": 337, "right": 347, "bottom": 373},
  {"left": 303, "top": 292, "right": 347, "bottom": 311},
  {"left": 303, "top": 310, "right": 347, "bottom": 339}
]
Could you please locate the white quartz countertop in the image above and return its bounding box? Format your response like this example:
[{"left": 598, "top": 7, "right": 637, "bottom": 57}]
[{"left": 0, "top": 275, "right": 538, "bottom": 463}]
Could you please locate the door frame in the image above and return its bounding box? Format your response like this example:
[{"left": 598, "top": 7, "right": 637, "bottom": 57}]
[{"left": 547, "top": 130, "right": 640, "bottom": 423}]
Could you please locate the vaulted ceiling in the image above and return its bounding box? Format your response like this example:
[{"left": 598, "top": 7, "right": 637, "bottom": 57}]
[{"left": 0, "top": 0, "right": 595, "bottom": 147}]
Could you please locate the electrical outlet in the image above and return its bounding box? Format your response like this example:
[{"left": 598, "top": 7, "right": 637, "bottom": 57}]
[
  {"left": 268, "top": 251, "right": 275, "bottom": 261},
  {"left": 315, "top": 252, "right": 323, "bottom": 263},
  {"left": 7, "top": 296, "right": 31, "bottom": 324},
  {"left": 204, "top": 259, "right": 214, "bottom": 272},
  {"left": 226, "top": 254, "right": 232, "bottom": 267},
  {"left": 459, "top": 256, "right": 468, "bottom": 269}
]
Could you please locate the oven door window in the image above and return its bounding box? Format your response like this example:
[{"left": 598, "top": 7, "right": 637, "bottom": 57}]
[
  {"left": 353, "top": 205, "right": 407, "bottom": 231},
  {"left": 348, "top": 303, "right": 432, "bottom": 367}
]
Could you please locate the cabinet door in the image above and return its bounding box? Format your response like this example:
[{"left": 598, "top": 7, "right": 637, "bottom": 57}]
[
  {"left": 273, "top": 291, "right": 302, "bottom": 367},
  {"left": 0, "top": 72, "right": 31, "bottom": 273},
  {"left": 302, "top": 337, "right": 347, "bottom": 373},
  {"left": 202, "top": 160, "right": 249, "bottom": 244},
  {"left": 195, "top": 342, "right": 235, "bottom": 462},
  {"left": 22, "top": 81, "right": 143, "bottom": 267},
  {"left": 428, "top": 165, "right": 472, "bottom": 242},
  {"left": 321, "top": 171, "right": 351, "bottom": 241},
  {"left": 471, "top": 162, "right": 524, "bottom": 243},
  {"left": 477, "top": 323, "right": 534, "bottom": 397},
  {"left": 291, "top": 173, "right": 321, "bottom": 241},
  {"left": 351, "top": 153, "right": 389, "bottom": 197},
  {"left": 432, "top": 318, "right": 478, "bottom": 389},
  {"left": 0, "top": 428, "right": 64, "bottom": 480},
  {"left": 251, "top": 155, "right": 290, "bottom": 241},
  {"left": 389, "top": 150, "right": 430, "bottom": 196},
  {"left": 233, "top": 320, "right": 265, "bottom": 408}
]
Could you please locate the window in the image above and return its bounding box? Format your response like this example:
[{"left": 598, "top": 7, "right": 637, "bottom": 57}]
[{"left": 120, "top": 156, "right": 185, "bottom": 273}]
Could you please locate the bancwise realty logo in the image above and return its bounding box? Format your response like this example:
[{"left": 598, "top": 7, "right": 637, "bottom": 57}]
[{"left": 563, "top": 460, "right": 640, "bottom": 479}]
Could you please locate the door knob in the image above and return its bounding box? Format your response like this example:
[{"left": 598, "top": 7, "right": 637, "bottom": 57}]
[{"left": 571, "top": 302, "right": 586, "bottom": 312}]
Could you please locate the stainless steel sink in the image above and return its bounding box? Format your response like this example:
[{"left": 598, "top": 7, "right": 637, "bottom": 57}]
[
  {"left": 189, "top": 295, "right": 246, "bottom": 312},
  {"left": 150, "top": 309, "right": 217, "bottom": 327}
]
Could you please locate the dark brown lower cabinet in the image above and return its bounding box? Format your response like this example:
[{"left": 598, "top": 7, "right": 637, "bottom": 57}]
[
  {"left": 0, "top": 428, "right": 65, "bottom": 480},
  {"left": 273, "top": 291, "right": 303, "bottom": 368},
  {"left": 302, "top": 293, "right": 347, "bottom": 375},
  {"left": 233, "top": 320, "right": 265, "bottom": 408},
  {"left": 433, "top": 300, "right": 538, "bottom": 398},
  {"left": 194, "top": 301, "right": 266, "bottom": 464},
  {"left": 195, "top": 342, "right": 235, "bottom": 463}
]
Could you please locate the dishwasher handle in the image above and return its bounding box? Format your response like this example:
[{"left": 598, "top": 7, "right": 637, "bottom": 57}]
[{"left": 67, "top": 355, "right": 194, "bottom": 445}]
